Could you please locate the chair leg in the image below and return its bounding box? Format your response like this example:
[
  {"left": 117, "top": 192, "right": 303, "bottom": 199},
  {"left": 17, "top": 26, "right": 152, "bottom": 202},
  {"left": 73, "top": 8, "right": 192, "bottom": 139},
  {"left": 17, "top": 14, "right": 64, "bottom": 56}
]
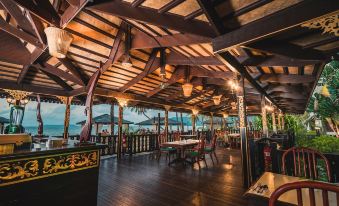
[
  {"left": 213, "top": 151, "right": 218, "bottom": 163},
  {"left": 210, "top": 153, "right": 214, "bottom": 165},
  {"left": 203, "top": 155, "right": 208, "bottom": 168},
  {"left": 157, "top": 152, "right": 161, "bottom": 161},
  {"left": 197, "top": 158, "right": 201, "bottom": 169},
  {"left": 168, "top": 153, "right": 171, "bottom": 165}
]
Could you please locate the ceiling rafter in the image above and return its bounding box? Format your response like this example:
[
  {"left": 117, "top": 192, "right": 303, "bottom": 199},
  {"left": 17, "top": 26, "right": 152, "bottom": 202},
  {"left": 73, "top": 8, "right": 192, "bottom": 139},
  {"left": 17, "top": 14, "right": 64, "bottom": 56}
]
[
  {"left": 88, "top": 0, "right": 216, "bottom": 37},
  {"left": 12, "top": 0, "right": 60, "bottom": 26},
  {"left": 119, "top": 49, "right": 159, "bottom": 93},
  {"left": 212, "top": 0, "right": 339, "bottom": 52}
]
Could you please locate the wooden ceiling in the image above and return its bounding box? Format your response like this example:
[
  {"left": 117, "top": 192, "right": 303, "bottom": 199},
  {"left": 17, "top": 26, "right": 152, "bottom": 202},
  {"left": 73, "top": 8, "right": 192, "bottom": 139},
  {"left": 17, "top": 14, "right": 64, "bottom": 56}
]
[{"left": 0, "top": 0, "right": 338, "bottom": 115}]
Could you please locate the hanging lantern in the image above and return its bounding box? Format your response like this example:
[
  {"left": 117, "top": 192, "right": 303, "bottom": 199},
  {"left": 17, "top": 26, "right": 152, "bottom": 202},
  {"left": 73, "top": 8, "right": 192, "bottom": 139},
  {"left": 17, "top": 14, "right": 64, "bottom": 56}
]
[
  {"left": 44, "top": 27, "right": 73, "bottom": 58},
  {"left": 223, "top": 113, "right": 228, "bottom": 118},
  {"left": 212, "top": 95, "right": 222, "bottom": 105},
  {"left": 182, "top": 83, "right": 193, "bottom": 97},
  {"left": 120, "top": 54, "right": 133, "bottom": 69},
  {"left": 116, "top": 97, "right": 128, "bottom": 107}
]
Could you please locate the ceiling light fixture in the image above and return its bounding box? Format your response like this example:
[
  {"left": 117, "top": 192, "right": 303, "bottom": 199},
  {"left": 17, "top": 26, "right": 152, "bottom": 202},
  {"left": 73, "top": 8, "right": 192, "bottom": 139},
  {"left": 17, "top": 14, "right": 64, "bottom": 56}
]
[{"left": 44, "top": 27, "right": 73, "bottom": 58}]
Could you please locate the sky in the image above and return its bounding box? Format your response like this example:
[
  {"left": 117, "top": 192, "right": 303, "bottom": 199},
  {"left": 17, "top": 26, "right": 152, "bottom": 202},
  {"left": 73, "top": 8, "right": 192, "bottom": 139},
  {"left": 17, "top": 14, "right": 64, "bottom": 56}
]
[{"left": 0, "top": 98, "right": 189, "bottom": 126}]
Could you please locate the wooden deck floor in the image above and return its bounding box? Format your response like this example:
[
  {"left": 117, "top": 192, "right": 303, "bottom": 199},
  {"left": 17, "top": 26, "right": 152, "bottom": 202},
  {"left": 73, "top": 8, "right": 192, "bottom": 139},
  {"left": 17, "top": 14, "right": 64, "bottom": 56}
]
[{"left": 97, "top": 148, "right": 253, "bottom": 206}]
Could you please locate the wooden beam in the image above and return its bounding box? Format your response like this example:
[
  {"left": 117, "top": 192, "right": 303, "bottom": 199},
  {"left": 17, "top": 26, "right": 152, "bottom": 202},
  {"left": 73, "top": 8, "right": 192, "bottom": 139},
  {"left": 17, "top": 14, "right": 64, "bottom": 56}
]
[
  {"left": 27, "top": 12, "right": 47, "bottom": 44},
  {"left": 238, "top": 55, "right": 322, "bottom": 67},
  {"left": 60, "top": 0, "right": 88, "bottom": 27},
  {"left": 100, "top": 22, "right": 126, "bottom": 73},
  {"left": 146, "top": 67, "right": 186, "bottom": 97},
  {"left": 0, "top": 80, "right": 68, "bottom": 96},
  {"left": 119, "top": 49, "right": 159, "bottom": 92},
  {"left": 58, "top": 57, "right": 89, "bottom": 84},
  {"left": 166, "top": 52, "right": 222, "bottom": 66},
  {"left": 216, "top": 51, "right": 281, "bottom": 110},
  {"left": 0, "top": 16, "right": 44, "bottom": 48},
  {"left": 0, "top": 0, "right": 36, "bottom": 35},
  {"left": 88, "top": 0, "right": 215, "bottom": 37},
  {"left": 266, "top": 85, "right": 304, "bottom": 94},
  {"left": 12, "top": 0, "right": 60, "bottom": 26},
  {"left": 35, "top": 63, "right": 85, "bottom": 86},
  {"left": 197, "top": 0, "right": 225, "bottom": 35},
  {"left": 131, "top": 30, "right": 211, "bottom": 49},
  {"left": 246, "top": 40, "right": 326, "bottom": 60},
  {"left": 17, "top": 65, "right": 30, "bottom": 84},
  {"left": 212, "top": 0, "right": 339, "bottom": 52},
  {"left": 259, "top": 74, "right": 316, "bottom": 84},
  {"left": 131, "top": 0, "right": 145, "bottom": 7}
]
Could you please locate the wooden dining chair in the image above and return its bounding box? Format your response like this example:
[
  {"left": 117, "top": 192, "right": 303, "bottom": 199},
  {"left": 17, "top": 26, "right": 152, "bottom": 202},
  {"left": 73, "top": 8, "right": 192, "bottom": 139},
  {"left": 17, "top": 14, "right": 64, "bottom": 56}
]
[
  {"left": 185, "top": 135, "right": 207, "bottom": 169},
  {"left": 157, "top": 133, "right": 176, "bottom": 165},
  {"left": 269, "top": 181, "right": 339, "bottom": 206},
  {"left": 204, "top": 133, "right": 218, "bottom": 165},
  {"left": 282, "top": 147, "right": 331, "bottom": 182}
]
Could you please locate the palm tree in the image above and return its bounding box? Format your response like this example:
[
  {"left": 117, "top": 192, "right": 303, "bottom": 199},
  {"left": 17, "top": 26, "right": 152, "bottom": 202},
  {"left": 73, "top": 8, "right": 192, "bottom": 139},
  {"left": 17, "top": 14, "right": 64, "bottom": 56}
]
[{"left": 129, "top": 106, "right": 151, "bottom": 120}]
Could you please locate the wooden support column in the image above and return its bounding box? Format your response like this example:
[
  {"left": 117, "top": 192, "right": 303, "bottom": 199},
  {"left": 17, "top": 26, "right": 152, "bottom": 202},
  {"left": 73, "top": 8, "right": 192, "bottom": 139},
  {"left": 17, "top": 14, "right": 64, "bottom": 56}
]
[
  {"left": 110, "top": 104, "right": 114, "bottom": 135},
  {"left": 36, "top": 95, "right": 43, "bottom": 137},
  {"left": 117, "top": 105, "right": 123, "bottom": 159},
  {"left": 63, "top": 97, "right": 72, "bottom": 139},
  {"left": 180, "top": 112, "right": 184, "bottom": 133},
  {"left": 191, "top": 114, "right": 196, "bottom": 135},
  {"left": 272, "top": 109, "right": 277, "bottom": 133},
  {"left": 164, "top": 106, "right": 170, "bottom": 140},
  {"left": 210, "top": 112, "right": 214, "bottom": 134},
  {"left": 277, "top": 112, "right": 282, "bottom": 131},
  {"left": 237, "top": 75, "right": 251, "bottom": 188},
  {"left": 281, "top": 113, "right": 285, "bottom": 130},
  {"left": 261, "top": 95, "right": 268, "bottom": 138},
  {"left": 157, "top": 113, "right": 161, "bottom": 135}
]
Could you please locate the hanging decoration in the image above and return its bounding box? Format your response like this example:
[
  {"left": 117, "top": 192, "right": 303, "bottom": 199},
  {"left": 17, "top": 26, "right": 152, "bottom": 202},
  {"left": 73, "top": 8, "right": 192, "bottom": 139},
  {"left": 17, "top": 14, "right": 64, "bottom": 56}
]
[
  {"left": 223, "top": 113, "right": 228, "bottom": 119},
  {"left": 119, "top": 25, "right": 133, "bottom": 69},
  {"left": 4, "top": 89, "right": 31, "bottom": 105},
  {"left": 36, "top": 95, "right": 43, "bottom": 137},
  {"left": 182, "top": 66, "right": 193, "bottom": 97},
  {"left": 44, "top": 27, "right": 73, "bottom": 58},
  {"left": 228, "top": 73, "right": 239, "bottom": 94},
  {"left": 116, "top": 97, "right": 128, "bottom": 107},
  {"left": 301, "top": 13, "right": 339, "bottom": 37}
]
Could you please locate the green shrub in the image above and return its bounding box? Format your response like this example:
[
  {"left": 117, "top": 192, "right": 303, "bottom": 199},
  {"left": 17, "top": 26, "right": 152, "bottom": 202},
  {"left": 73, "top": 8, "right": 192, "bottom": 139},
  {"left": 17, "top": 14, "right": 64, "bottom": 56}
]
[{"left": 309, "top": 135, "right": 339, "bottom": 153}]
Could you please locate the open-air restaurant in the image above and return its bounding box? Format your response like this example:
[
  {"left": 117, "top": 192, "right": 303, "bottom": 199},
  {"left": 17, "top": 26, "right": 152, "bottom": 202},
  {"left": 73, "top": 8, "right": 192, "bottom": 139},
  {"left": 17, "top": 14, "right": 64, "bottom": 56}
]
[{"left": 0, "top": 0, "right": 338, "bottom": 205}]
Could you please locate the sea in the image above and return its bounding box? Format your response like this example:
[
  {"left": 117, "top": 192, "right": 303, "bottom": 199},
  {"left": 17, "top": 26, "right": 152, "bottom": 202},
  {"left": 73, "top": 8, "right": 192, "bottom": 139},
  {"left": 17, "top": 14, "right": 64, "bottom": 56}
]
[{"left": 23, "top": 125, "right": 192, "bottom": 136}]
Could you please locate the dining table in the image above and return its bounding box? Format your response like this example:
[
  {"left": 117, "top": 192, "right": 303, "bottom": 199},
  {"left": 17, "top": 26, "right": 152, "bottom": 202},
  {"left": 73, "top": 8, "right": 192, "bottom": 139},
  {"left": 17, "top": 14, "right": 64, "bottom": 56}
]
[
  {"left": 180, "top": 134, "right": 198, "bottom": 140},
  {"left": 161, "top": 139, "right": 200, "bottom": 165},
  {"left": 244, "top": 172, "right": 338, "bottom": 206}
]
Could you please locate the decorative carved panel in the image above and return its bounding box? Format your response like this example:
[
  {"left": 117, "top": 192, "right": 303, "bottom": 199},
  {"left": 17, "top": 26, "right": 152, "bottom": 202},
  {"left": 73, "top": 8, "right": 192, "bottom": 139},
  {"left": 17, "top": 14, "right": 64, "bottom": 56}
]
[{"left": 302, "top": 13, "right": 339, "bottom": 36}]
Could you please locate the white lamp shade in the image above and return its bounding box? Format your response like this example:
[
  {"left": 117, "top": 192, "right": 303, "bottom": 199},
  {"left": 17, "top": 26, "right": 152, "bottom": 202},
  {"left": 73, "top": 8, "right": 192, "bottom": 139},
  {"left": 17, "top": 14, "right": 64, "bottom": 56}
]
[
  {"left": 44, "top": 27, "right": 73, "bottom": 58},
  {"left": 182, "top": 83, "right": 193, "bottom": 97}
]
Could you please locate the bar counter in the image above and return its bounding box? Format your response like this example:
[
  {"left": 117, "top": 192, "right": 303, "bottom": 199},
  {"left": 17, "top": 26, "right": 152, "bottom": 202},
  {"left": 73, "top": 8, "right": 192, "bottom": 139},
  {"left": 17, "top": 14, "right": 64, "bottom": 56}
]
[{"left": 0, "top": 140, "right": 105, "bottom": 206}]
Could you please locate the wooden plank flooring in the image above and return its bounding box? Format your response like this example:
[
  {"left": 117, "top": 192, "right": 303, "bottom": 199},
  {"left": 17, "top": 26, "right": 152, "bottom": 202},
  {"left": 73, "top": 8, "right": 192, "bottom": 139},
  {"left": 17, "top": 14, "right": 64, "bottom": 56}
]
[{"left": 98, "top": 148, "right": 253, "bottom": 206}]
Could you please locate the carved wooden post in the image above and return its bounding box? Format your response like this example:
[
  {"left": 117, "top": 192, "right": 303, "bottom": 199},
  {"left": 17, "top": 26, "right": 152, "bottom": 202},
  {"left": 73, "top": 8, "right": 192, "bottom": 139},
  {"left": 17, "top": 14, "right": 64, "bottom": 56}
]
[
  {"left": 191, "top": 114, "right": 196, "bottom": 135},
  {"left": 277, "top": 111, "right": 282, "bottom": 131},
  {"left": 261, "top": 95, "right": 268, "bottom": 138},
  {"left": 164, "top": 106, "right": 170, "bottom": 140},
  {"left": 110, "top": 103, "right": 114, "bottom": 135},
  {"left": 180, "top": 112, "right": 184, "bottom": 133},
  {"left": 36, "top": 95, "right": 43, "bottom": 137},
  {"left": 117, "top": 105, "right": 123, "bottom": 159},
  {"left": 272, "top": 108, "right": 277, "bottom": 133},
  {"left": 80, "top": 70, "right": 101, "bottom": 142},
  {"left": 57, "top": 96, "right": 73, "bottom": 139},
  {"left": 237, "top": 75, "right": 251, "bottom": 188},
  {"left": 157, "top": 113, "right": 161, "bottom": 135},
  {"left": 281, "top": 113, "right": 285, "bottom": 130}
]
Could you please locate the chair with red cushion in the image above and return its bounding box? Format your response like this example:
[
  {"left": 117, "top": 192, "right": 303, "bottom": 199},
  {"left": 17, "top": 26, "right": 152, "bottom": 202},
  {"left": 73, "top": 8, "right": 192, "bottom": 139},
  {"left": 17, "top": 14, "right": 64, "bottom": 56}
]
[
  {"left": 204, "top": 133, "right": 218, "bottom": 164},
  {"left": 185, "top": 135, "right": 207, "bottom": 169},
  {"left": 157, "top": 133, "right": 176, "bottom": 165},
  {"left": 282, "top": 147, "right": 331, "bottom": 182},
  {"left": 269, "top": 181, "right": 339, "bottom": 206}
]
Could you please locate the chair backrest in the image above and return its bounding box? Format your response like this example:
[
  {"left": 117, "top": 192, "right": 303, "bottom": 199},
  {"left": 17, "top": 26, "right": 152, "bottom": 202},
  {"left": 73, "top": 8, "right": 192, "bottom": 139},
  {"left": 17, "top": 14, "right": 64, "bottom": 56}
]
[
  {"left": 269, "top": 181, "right": 339, "bottom": 206},
  {"left": 157, "top": 133, "right": 167, "bottom": 145},
  {"left": 173, "top": 131, "right": 181, "bottom": 141},
  {"left": 282, "top": 147, "right": 331, "bottom": 182},
  {"left": 197, "top": 135, "right": 206, "bottom": 154}
]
